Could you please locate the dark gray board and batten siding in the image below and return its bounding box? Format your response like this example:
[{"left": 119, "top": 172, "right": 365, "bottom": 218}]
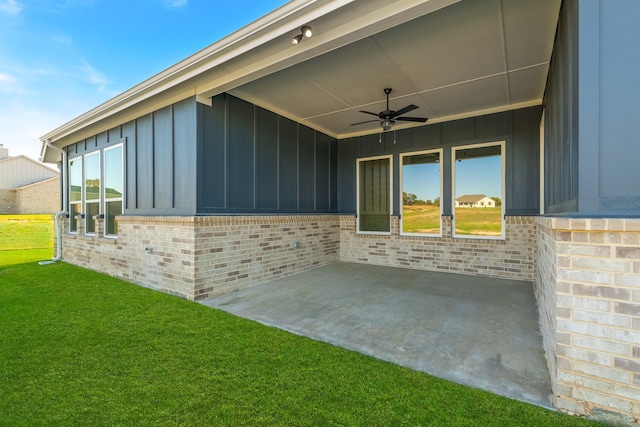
[
  {"left": 197, "top": 94, "right": 338, "bottom": 214},
  {"left": 64, "top": 97, "right": 197, "bottom": 216},
  {"left": 544, "top": 0, "right": 640, "bottom": 216},
  {"left": 338, "top": 106, "right": 543, "bottom": 216}
]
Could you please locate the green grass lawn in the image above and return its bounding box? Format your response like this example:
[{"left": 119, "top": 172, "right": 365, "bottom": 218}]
[
  {"left": 0, "top": 214, "right": 54, "bottom": 250},
  {"left": 0, "top": 260, "right": 601, "bottom": 426}
]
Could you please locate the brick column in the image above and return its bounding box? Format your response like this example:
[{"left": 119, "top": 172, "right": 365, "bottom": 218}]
[{"left": 536, "top": 217, "right": 640, "bottom": 423}]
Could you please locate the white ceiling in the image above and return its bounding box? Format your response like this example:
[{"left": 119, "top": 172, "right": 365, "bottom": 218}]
[{"left": 229, "top": 0, "right": 561, "bottom": 138}]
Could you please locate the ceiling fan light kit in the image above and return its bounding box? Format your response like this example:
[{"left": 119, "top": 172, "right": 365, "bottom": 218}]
[{"left": 351, "top": 88, "right": 428, "bottom": 131}]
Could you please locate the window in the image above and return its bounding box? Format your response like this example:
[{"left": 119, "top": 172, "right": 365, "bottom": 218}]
[
  {"left": 104, "top": 145, "right": 123, "bottom": 237},
  {"left": 400, "top": 149, "right": 443, "bottom": 236},
  {"left": 357, "top": 156, "right": 392, "bottom": 233},
  {"left": 452, "top": 142, "right": 505, "bottom": 239},
  {"left": 84, "top": 152, "right": 101, "bottom": 235},
  {"left": 68, "top": 156, "right": 82, "bottom": 233}
]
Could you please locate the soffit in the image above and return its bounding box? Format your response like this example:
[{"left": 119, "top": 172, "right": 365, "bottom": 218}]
[{"left": 228, "top": 0, "right": 561, "bottom": 138}]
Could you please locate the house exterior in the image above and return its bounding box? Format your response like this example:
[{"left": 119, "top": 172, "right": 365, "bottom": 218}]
[
  {"left": 0, "top": 146, "right": 59, "bottom": 214},
  {"left": 39, "top": 0, "right": 640, "bottom": 422},
  {"left": 455, "top": 194, "right": 496, "bottom": 208}
]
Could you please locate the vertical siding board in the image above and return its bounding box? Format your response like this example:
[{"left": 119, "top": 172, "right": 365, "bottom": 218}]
[
  {"left": 411, "top": 123, "right": 441, "bottom": 150},
  {"left": 544, "top": 0, "right": 579, "bottom": 213},
  {"left": 512, "top": 108, "right": 541, "bottom": 214},
  {"left": 279, "top": 117, "right": 298, "bottom": 210},
  {"left": 256, "top": 107, "right": 278, "bottom": 210},
  {"left": 315, "top": 132, "right": 330, "bottom": 210},
  {"left": 298, "top": 125, "right": 315, "bottom": 210},
  {"left": 228, "top": 95, "right": 255, "bottom": 209},
  {"left": 201, "top": 94, "right": 226, "bottom": 209},
  {"left": 153, "top": 106, "right": 174, "bottom": 210},
  {"left": 442, "top": 118, "right": 474, "bottom": 145},
  {"left": 337, "top": 138, "right": 359, "bottom": 213},
  {"left": 136, "top": 114, "right": 154, "bottom": 210},
  {"left": 329, "top": 138, "right": 338, "bottom": 211},
  {"left": 359, "top": 133, "right": 383, "bottom": 157},
  {"left": 173, "top": 98, "right": 197, "bottom": 212},
  {"left": 122, "top": 121, "right": 136, "bottom": 211}
]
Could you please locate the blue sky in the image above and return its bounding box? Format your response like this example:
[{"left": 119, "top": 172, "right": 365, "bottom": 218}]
[
  {"left": 403, "top": 156, "right": 502, "bottom": 202},
  {"left": 0, "top": 0, "right": 287, "bottom": 161}
]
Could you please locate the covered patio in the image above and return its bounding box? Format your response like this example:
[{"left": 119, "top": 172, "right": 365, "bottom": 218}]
[{"left": 201, "top": 262, "right": 551, "bottom": 408}]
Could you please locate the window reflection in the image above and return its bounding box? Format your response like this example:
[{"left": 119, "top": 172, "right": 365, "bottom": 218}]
[
  {"left": 401, "top": 150, "right": 442, "bottom": 235},
  {"left": 453, "top": 143, "right": 504, "bottom": 238}
]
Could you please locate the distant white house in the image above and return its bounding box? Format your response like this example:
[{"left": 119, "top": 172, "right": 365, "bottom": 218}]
[
  {"left": 0, "top": 146, "right": 59, "bottom": 214},
  {"left": 455, "top": 194, "right": 496, "bottom": 208}
]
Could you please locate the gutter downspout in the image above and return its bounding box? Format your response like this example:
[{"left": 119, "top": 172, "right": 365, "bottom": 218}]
[{"left": 39, "top": 140, "right": 67, "bottom": 265}]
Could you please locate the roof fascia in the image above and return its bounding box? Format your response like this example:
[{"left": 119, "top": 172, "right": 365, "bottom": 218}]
[{"left": 40, "top": 0, "right": 459, "bottom": 163}]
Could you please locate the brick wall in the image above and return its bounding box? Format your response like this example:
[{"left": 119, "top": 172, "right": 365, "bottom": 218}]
[
  {"left": 340, "top": 215, "right": 536, "bottom": 281},
  {"left": 60, "top": 215, "right": 340, "bottom": 300},
  {"left": 535, "top": 218, "right": 558, "bottom": 395},
  {"left": 16, "top": 177, "right": 60, "bottom": 214},
  {"left": 536, "top": 217, "right": 640, "bottom": 423},
  {"left": 0, "top": 189, "right": 16, "bottom": 214}
]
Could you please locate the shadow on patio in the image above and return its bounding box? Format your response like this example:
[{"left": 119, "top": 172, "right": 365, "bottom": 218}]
[{"left": 201, "top": 261, "right": 552, "bottom": 407}]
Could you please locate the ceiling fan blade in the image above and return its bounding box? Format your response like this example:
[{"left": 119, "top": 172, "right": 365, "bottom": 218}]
[
  {"left": 391, "top": 104, "right": 419, "bottom": 118},
  {"left": 396, "top": 116, "right": 428, "bottom": 123},
  {"left": 350, "top": 119, "right": 379, "bottom": 126},
  {"left": 358, "top": 110, "right": 381, "bottom": 117}
]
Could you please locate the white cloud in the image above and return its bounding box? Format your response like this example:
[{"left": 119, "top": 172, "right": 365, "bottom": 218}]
[
  {"left": 0, "top": 0, "right": 22, "bottom": 15},
  {"left": 79, "top": 60, "right": 110, "bottom": 93},
  {"left": 163, "top": 0, "right": 187, "bottom": 8},
  {"left": 0, "top": 72, "right": 14, "bottom": 83}
]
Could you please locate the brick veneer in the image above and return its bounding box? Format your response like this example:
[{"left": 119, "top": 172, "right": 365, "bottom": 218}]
[
  {"left": 61, "top": 215, "right": 340, "bottom": 300},
  {"left": 536, "top": 217, "right": 640, "bottom": 423},
  {"left": 16, "top": 177, "right": 60, "bottom": 214},
  {"left": 340, "top": 215, "right": 536, "bottom": 281},
  {"left": 0, "top": 188, "right": 16, "bottom": 214}
]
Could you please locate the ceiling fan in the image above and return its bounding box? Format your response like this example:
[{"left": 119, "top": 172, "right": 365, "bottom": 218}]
[{"left": 350, "top": 88, "right": 428, "bottom": 131}]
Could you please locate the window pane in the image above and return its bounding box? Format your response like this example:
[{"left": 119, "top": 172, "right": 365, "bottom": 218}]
[
  {"left": 69, "top": 158, "right": 82, "bottom": 203},
  {"left": 106, "top": 200, "right": 122, "bottom": 236},
  {"left": 401, "top": 151, "right": 441, "bottom": 235},
  {"left": 104, "top": 146, "right": 123, "bottom": 199},
  {"left": 358, "top": 158, "right": 390, "bottom": 232},
  {"left": 69, "top": 203, "right": 81, "bottom": 233},
  {"left": 86, "top": 202, "right": 99, "bottom": 234},
  {"left": 454, "top": 144, "right": 503, "bottom": 237},
  {"left": 85, "top": 153, "right": 100, "bottom": 201}
]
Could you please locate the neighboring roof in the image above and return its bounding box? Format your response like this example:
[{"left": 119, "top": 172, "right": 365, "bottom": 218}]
[
  {"left": 41, "top": 0, "right": 561, "bottom": 163},
  {"left": 0, "top": 155, "right": 58, "bottom": 189},
  {"left": 15, "top": 176, "right": 59, "bottom": 191},
  {"left": 456, "top": 194, "right": 491, "bottom": 203}
]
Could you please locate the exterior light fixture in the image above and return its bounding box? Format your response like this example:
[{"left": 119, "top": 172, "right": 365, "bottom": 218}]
[{"left": 292, "top": 26, "right": 312, "bottom": 44}]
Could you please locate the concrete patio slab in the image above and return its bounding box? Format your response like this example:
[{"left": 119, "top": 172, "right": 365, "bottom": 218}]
[{"left": 200, "top": 262, "right": 552, "bottom": 408}]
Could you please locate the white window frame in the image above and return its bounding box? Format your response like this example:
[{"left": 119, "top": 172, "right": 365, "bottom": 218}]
[
  {"left": 356, "top": 155, "right": 393, "bottom": 235},
  {"left": 399, "top": 149, "right": 443, "bottom": 237},
  {"left": 68, "top": 155, "right": 83, "bottom": 234},
  {"left": 452, "top": 141, "right": 506, "bottom": 240},
  {"left": 84, "top": 151, "right": 101, "bottom": 236},
  {"left": 103, "top": 143, "right": 124, "bottom": 238}
]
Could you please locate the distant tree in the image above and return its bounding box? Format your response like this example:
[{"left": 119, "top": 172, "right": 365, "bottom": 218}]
[
  {"left": 491, "top": 197, "right": 502, "bottom": 207},
  {"left": 433, "top": 197, "right": 440, "bottom": 207},
  {"left": 403, "top": 192, "right": 417, "bottom": 205}
]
